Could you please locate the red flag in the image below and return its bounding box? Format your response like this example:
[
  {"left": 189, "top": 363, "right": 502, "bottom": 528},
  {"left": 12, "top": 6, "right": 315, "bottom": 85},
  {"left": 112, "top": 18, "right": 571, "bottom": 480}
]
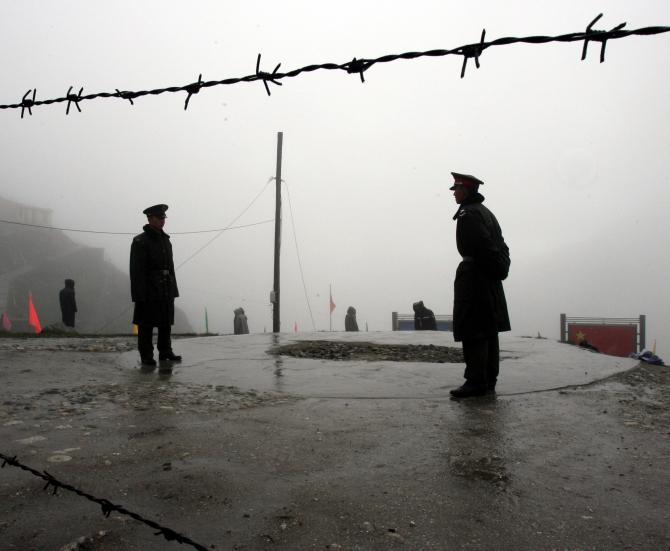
[
  {"left": 293, "top": 321, "right": 298, "bottom": 333},
  {"left": 28, "top": 292, "right": 42, "bottom": 334},
  {"left": 329, "top": 292, "right": 336, "bottom": 314},
  {"left": 1, "top": 313, "right": 11, "bottom": 331}
]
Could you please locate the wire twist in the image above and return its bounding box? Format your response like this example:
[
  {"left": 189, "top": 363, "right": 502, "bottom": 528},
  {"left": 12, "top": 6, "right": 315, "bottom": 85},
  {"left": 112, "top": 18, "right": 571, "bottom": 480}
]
[{"left": 115, "top": 89, "right": 135, "bottom": 106}]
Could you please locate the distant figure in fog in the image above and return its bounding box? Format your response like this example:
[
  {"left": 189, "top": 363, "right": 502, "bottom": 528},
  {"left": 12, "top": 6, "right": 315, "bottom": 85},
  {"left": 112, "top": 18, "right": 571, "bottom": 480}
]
[
  {"left": 345, "top": 306, "right": 359, "bottom": 331},
  {"left": 413, "top": 301, "right": 437, "bottom": 330},
  {"left": 234, "top": 307, "right": 249, "bottom": 335},
  {"left": 576, "top": 332, "right": 599, "bottom": 352},
  {"left": 59, "top": 279, "right": 77, "bottom": 328}
]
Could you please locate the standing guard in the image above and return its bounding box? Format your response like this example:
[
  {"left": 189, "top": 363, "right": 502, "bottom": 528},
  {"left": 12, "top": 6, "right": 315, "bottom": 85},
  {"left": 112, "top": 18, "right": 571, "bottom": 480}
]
[
  {"left": 130, "top": 204, "right": 182, "bottom": 370},
  {"left": 59, "top": 279, "right": 77, "bottom": 328},
  {"left": 233, "top": 307, "right": 250, "bottom": 335},
  {"left": 449, "top": 172, "right": 510, "bottom": 398},
  {"left": 345, "top": 306, "right": 359, "bottom": 331}
]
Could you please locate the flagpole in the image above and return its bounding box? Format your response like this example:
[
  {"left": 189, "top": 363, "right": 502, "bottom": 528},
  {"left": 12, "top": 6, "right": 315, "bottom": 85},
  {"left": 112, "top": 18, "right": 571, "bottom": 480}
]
[{"left": 329, "top": 284, "right": 332, "bottom": 332}]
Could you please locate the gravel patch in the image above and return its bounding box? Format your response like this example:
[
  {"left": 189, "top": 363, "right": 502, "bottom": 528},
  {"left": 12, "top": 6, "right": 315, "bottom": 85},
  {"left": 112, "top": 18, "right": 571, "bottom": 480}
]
[{"left": 273, "top": 340, "right": 464, "bottom": 363}]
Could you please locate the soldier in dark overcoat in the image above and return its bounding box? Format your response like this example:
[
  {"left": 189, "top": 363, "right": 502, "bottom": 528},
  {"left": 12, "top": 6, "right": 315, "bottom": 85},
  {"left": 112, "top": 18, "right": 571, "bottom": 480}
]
[
  {"left": 130, "top": 204, "right": 181, "bottom": 367},
  {"left": 345, "top": 306, "right": 359, "bottom": 332},
  {"left": 449, "top": 172, "right": 510, "bottom": 398},
  {"left": 59, "top": 279, "right": 77, "bottom": 328},
  {"left": 413, "top": 301, "right": 437, "bottom": 331},
  {"left": 233, "top": 307, "right": 249, "bottom": 335}
]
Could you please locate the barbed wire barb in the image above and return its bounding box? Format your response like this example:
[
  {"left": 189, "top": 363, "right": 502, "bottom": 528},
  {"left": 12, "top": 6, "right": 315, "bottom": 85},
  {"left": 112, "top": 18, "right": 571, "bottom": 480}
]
[
  {"left": 255, "top": 53, "right": 282, "bottom": 95},
  {"left": 459, "top": 28, "right": 487, "bottom": 78},
  {"left": 1, "top": 455, "right": 16, "bottom": 467},
  {"left": 582, "top": 13, "right": 627, "bottom": 63},
  {"left": 43, "top": 474, "right": 60, "bottom": 495},
  {"left": 184, "top": 73, "right": 203, "bottom": 110},
  {"left": 345, "top": 57, "right": 370, "bottom": 83},
  {"left": 99, "top": 498, "right": 114, "bottom": 517},
  {"left": 20, "top": 89, "right": 36, "bottom": 118},
  {"left": 115, "top": 88, "right": 135, "bottom": 106},
  {"left": 65, "top": 85, "right": 83, "bottom": 115}
]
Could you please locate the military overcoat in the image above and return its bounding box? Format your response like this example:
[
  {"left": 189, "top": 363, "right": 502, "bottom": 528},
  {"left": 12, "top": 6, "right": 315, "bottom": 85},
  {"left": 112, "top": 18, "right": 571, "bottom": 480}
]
[
  {"left": 59, "top": 279, "right": 77, "bottom": 327},
  {"left": 233, "top": 308, "right": 249, "bottom": 335},
  {"left": 345, "top": 307, "right": 359, "bottom": 332},
  {"left": 413, "top": 301, "right": 437, "bottom": 331},
  {"left": 452, "top": 193, "right": 510, "bottom": 341},
  {"left": 130, "top": 225, "right": 179, "bottom": 326}
]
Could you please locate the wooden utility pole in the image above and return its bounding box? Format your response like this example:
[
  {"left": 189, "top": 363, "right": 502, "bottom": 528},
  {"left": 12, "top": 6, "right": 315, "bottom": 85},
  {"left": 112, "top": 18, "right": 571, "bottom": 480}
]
[{"left": 272, "top": 132, "right": 283, "bottom": 333}]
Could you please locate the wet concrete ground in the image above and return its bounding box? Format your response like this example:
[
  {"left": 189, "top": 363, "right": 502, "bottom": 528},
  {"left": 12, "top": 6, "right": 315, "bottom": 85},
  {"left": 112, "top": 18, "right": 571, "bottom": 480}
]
[{"left": 0, "top": 333, "right": 668, "bottom": 550}]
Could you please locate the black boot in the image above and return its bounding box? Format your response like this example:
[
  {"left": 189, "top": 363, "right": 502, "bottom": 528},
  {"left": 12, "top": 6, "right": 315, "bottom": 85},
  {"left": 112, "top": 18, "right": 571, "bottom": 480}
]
[
  {"left": 450, "top": 383, "right": 487, "bottom": 398},
  {"left": 159, "top": 351, "right": 182, "bottom": 362},
  {"left": 140, "top": 357, "right": 157, "bottom": 372}
]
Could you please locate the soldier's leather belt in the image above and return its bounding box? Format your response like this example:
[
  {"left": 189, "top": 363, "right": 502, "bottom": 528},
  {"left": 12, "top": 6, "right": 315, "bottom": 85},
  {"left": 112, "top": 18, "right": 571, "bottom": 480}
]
[{"left": 151, "top": 269, "right": 170, "bottom": 275}]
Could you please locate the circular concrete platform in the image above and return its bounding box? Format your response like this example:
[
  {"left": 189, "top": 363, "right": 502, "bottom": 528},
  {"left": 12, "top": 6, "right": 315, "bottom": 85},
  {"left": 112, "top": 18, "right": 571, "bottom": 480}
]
[{"left": 117, "top": 331, "right": 639, "bottom": 398}]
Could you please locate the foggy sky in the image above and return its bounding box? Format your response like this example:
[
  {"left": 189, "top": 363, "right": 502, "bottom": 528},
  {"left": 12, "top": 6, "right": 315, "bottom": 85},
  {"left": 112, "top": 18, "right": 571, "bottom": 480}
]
[{"left": 1, "top": 1, "right": 669, "bottom": 359}]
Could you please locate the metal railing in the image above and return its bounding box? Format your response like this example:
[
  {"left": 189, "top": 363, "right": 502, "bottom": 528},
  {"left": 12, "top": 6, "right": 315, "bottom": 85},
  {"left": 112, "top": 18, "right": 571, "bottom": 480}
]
[
  {"left": 392, "top": 312, "right": 453, "bottom": 331},
  {"left": 560, "top": 313, "right": 645, "bottom": 352}
]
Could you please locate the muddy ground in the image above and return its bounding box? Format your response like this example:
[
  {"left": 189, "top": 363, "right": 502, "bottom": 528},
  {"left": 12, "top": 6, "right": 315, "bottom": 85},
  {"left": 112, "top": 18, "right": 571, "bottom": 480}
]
[{"left": 0, "top": 337, "right": 668, "bottom": 550}]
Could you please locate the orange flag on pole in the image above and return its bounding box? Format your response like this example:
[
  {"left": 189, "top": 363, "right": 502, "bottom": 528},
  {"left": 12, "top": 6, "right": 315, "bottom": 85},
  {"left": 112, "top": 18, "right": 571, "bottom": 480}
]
[{"left": 28, "top": 292, "right": 42, "bottom": 334}]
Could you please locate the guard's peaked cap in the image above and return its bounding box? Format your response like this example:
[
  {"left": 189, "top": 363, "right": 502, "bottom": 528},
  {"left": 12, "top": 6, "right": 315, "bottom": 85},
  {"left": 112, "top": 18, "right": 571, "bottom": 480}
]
[
  {"left": 142, "top": 204, "right": 168, "bottom": 217},
  {"left": 450, "top": 172, "right": 484, "bottom": 190}
]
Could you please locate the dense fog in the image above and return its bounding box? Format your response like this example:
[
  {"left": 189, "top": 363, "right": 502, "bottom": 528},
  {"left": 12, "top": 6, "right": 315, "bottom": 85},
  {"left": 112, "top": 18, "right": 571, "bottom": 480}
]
[{"left": 1, "top": 1, "right": 668, "bottom": 359}]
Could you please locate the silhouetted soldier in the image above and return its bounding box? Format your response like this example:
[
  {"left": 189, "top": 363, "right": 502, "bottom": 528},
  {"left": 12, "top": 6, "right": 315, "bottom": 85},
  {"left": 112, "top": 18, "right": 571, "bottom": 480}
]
[
  {"left": 130, "top": 204, "right": 181, "bottom": 369},
  {"left": 413, "top": 301, "right": 437, "bottom": 330},
  {"left": 345, "top": 306, "right": 359, "bottom": 331},
  {"left": 449, "top": 172, "right": 510, "bottom": 398},
  {"left": 59, "top": 279, "right": 77, "bottom": 328},
  {"left": 233, "top": 307, "right": 249, "bottom": 335}
]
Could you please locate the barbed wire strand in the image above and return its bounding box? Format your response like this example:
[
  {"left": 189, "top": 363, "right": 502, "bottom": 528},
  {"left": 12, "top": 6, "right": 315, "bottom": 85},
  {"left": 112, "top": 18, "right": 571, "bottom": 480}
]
[
  {"left": 0, "top": 452, "right": 210, "bottom": 551},
  {"left": 282, "top": 179, "right": 316, "bottom": 331},
  {"left": 0, "top": 217, "right": 274, "bottom": 235},
  {"left": 3, "top": 15, "right": 669, "bottom": 116}
]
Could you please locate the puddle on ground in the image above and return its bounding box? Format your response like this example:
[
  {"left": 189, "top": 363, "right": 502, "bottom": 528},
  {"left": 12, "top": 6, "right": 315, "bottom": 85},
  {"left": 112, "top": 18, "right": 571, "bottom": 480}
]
[{"left": 449, "top": 454, "right": 509, "bottom": 485}]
